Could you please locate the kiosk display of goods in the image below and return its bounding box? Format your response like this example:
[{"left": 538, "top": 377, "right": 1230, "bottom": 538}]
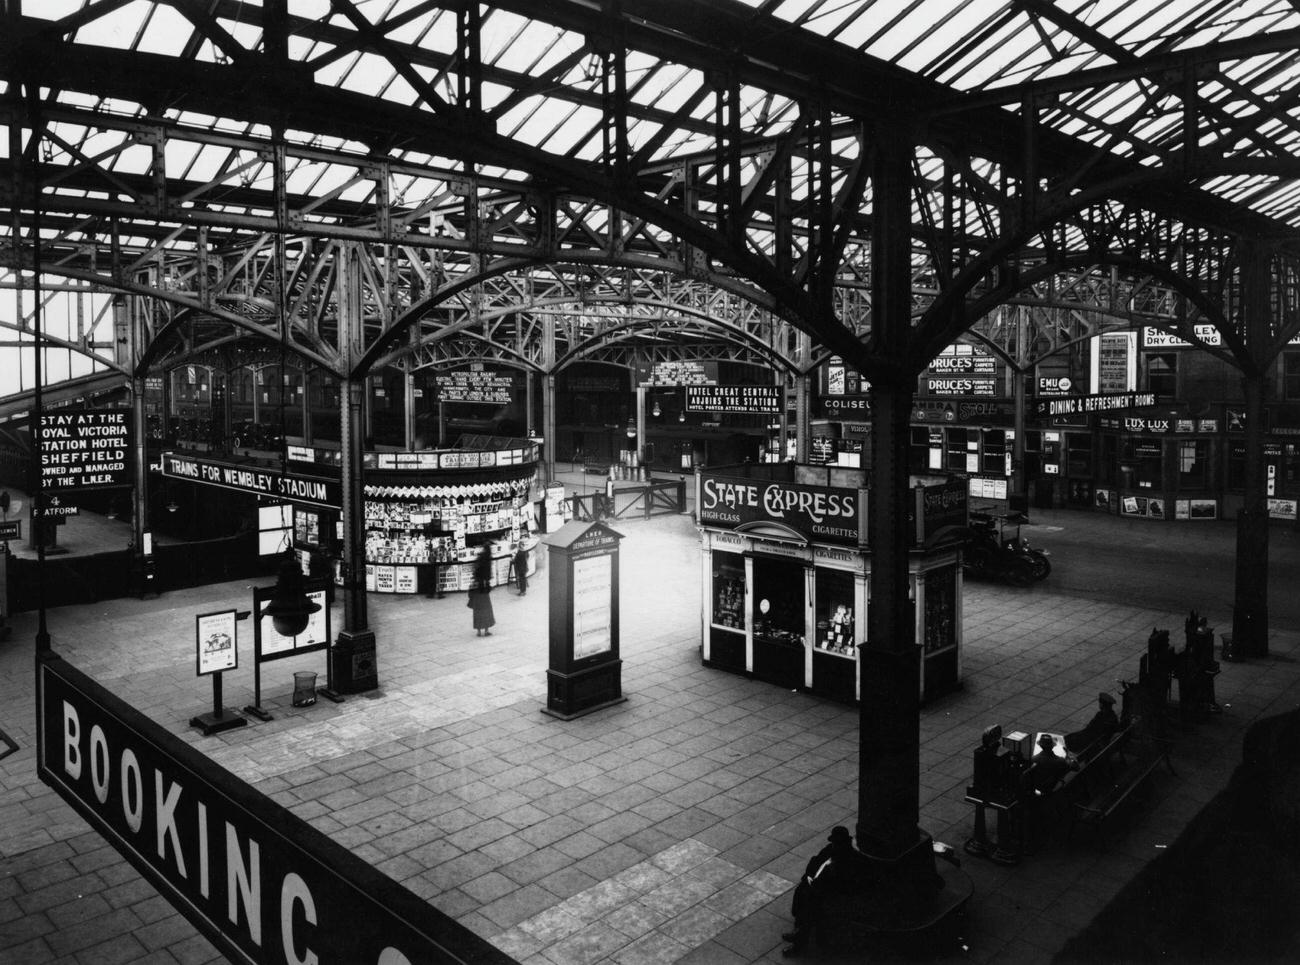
[
  {"left": 694, "top": 464, "right": 967, "bottom": 704},
  {"left": 350, "top": 440, "right": 542, "bottom": 595}
]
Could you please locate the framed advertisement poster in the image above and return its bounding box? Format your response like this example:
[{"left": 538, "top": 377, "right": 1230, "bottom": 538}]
[{"left": 196, "top": 609, "right": 238, "bottom": 676}]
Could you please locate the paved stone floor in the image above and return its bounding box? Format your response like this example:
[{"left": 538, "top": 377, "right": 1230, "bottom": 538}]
[{"left": 2, "top": 508, "right": 1299, "bottom": 964}]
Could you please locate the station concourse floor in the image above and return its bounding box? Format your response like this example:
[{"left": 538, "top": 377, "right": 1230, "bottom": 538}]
[{"left": 3, "top": 496, "right": 1300, "bottom": 964}]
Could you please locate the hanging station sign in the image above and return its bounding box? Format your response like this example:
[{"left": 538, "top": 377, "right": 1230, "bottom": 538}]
[
  {"left": 1035, "top": 391, "right": 1157, "bottom": 417},
  {"left": 642, "top": 360, "right": 716, "bottom": 386},
  {"left": 685, "top": 385, "right": 783, "bottom": 414},
  {"left": 161, "top": 452, "right": 341, "bottom": 509},
  {"left": 435, "top": 369, "right": 514, "bottom": 404},
  {"left": 35, "top": 408, "right": 132, "bottom": 491},
  {"left": 698, "top": 471, "right": 863, "bottom": 546}
]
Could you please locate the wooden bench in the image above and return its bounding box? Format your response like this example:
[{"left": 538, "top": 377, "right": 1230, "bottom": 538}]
[
  {"left": 1069, "top": 731, "right": 1175, "bottom": 838},
  {"left": 1058, "top": 721, "right": 1135, "bottom": 802}
]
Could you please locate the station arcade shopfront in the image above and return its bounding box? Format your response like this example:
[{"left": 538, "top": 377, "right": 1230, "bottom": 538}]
[{"left": 695, "top": 464, "right": 968, "bottom": 704}]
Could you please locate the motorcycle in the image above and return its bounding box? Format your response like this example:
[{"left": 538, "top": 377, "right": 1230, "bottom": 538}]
[{"left": 962, "top": 512, "right": 1050, "bottom": 586}]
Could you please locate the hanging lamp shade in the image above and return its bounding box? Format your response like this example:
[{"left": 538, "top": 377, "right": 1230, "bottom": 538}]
[
  {"left": 652, "top": 400, "right": 662, "bottom": 418},
  {"left": 262, "top": 555, "right": 321, "bottom": 637}
]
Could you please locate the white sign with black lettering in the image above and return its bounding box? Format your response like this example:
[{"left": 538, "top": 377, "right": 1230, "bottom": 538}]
[{"left": 572, "top": 554, "right": 613, "bottom": 659}]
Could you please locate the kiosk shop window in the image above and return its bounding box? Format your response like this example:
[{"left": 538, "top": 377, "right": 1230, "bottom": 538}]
[
  {"left": 1178, "top": 440, "right": 1209, "bottom": 490},
  {"left": 814, "top": 569, "right": 856, "bottom": 657},
  {"left": 752, "top": 557, "right": 805, "bottom": 646},
  {"left": 923, "top": 566, "right": 957, "bottom": 654},
  {"left": 712, "top": 552, "right": 745, "bottom": 629}
]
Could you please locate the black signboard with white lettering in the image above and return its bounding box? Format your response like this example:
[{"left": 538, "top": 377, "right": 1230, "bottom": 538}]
[
  {"left": 436, "top": 370, "right": 515, "bottom": 404},
  {"left": 32, "top": 497, "right": 80, "bottom": 519},
  {"left": 162, "top": 452, "right": 341, "bottom": 509},
  {"left": 818, "top": 395, "right": 871, "bottom": 419},
  {"left": 698, "top": 471, "right": 863, "bottom": 546},
  {"left": 686, "top": 384, "right": 783, "bottom": 414},
  {"left": 1035, "top": 391, "right": 1158, "bottom": 417},
  {"left": 37, "top": 651, "right": 515, "bottom": 965},
  {"left": 36, "top": 408, "right": 131, "bottom": 491}
]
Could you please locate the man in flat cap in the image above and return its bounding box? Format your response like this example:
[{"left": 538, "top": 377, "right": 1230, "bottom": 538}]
[
  {"left": 1064, "top": 691, "right": 1121, "bottom": 760},
  {"left": 782, "top": 825, "right": 867, "bottom": 956}
]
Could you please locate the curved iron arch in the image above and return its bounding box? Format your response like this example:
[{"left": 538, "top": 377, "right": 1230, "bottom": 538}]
[
  {"left": 362, "top": 255, "right": 796, "bottom": 378},
  {"left": 914, "top": 170, "right": 1248, "bottom": 371},
  {"left": 20, "top": 263, "right": 339, "bottom": 379}
]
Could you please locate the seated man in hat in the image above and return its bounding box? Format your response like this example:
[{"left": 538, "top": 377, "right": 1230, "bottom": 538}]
[
  {"left": 1064, "top": 691, "right": 1121, "bottom": 761},
  {"left": 1018, "top": 733, "right": 1080, "bottom": 850},
  {"left": 782, "top": 825, "right": 870, "bottom": 957}
]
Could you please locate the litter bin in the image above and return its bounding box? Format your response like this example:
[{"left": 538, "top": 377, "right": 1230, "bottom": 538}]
[{"left": 292, "top": 671, "right": 318, "bottom": 707}]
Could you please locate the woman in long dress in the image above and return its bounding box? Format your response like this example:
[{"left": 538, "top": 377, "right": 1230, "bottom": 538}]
[
  {"left": 469, "top": 583, "right": 495, "bottom": 636},
  {"left": 469, "top": 545, "right": 495, "bottom": 636}
]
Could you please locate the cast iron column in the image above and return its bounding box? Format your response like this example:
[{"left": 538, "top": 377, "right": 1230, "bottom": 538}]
[
  {"left": 1012, "top": 306, "right": 1028, "bottom": 507},
  {"left": 333, "top": 244, "right": 377, "bottom": 691},
  {"left": 1233, "top": 245, "right": 1270, "bottom": 658},
  {"left": 857, "top": 130, "right": 939, "bottom": 912},
  {"left": 542, "top": 313, "right": 557, "bottom": 484},
  {"left": 131, "top": 374, "right": 149, "bottom": 590}
]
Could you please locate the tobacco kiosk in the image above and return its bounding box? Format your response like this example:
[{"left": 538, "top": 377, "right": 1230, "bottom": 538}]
[
  {"left": 359, "top": 440, "right": 541, "bottom": 595},
  {"left": 696, "top": 464, "right": 968, "bottom": 703}
]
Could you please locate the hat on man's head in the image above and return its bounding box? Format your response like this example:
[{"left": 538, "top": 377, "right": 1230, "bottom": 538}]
[
  {"left": 1038, "top": 733, "right": 1056, "bottom": 749},
  {"left": 828, "top": 826, "right": 852, "bottom": 844},
  {"left": 1098, "top": 691, "right": 1116, "bottom": 706}
]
